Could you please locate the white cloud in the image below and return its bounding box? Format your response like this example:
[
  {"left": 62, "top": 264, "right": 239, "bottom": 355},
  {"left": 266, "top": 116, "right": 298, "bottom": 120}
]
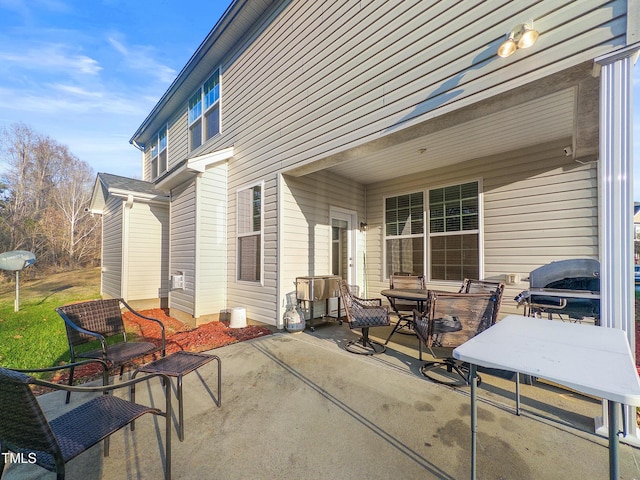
[
  {"left": 49, "top": 83, "right": 104, "bottom": 98},
  {"left": 0, "top": 44, "right": 102, "bottom": 76},
  {"left": 0, "top": 83, "right": 154, "bottom": 119},
  {"left": 107, "top": 33, "right": 177, "bottom": 85}
]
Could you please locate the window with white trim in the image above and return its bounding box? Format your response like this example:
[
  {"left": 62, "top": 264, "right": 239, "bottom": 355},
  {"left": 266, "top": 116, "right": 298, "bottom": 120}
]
[
  {"left": 188, "top": 70, "right": 220, "bottom": 151},
  {"left": 428, "top": 181, "right": 479, "bottom": 281},
  {"left": 237, "top": 183, "right": 262, "bottom": 282},
  {"left": 384, "top": 192, "right": 424, "bottom": 277},
  {"left": 149, "top": 125, "right": 167, "bottom": 179}
]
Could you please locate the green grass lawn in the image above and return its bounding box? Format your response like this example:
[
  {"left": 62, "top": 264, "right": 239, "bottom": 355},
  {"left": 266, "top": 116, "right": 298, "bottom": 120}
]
[{"left": 0, "top": 268, "right": 101, "bottom": 374}]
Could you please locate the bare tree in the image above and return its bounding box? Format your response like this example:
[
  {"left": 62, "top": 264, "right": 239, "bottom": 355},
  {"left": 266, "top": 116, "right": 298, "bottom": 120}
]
[
  {"left": 51, "top": 152, "right": 100, "bottom": 265},
  {"left": 0, "top": 123, "right": 37, "bottom": 251},
  {"left": 0, "top": 123, "right": 100, "bottom": 270}
]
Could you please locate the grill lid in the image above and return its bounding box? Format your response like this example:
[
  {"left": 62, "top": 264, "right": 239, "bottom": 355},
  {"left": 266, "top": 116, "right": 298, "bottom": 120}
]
[{"left": 529, "top": 258, "right": 600, "bottom": 290}]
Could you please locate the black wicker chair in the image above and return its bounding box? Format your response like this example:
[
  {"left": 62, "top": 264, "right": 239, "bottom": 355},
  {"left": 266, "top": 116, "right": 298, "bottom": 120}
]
[
  {"left": 0, "top": 362, "right": 171, "bottom": 480},
  {"left": 384, "top": 274, "right": 426, "bottom": 344},
  {"left": 414, "top": 290, "right": 501, "bottom": 386},
  {"left": 338, "top": 280, "right": 391, "bottom": 355},
  {"left": 56, "top": 298, "right": 166, "bottom": 403}
]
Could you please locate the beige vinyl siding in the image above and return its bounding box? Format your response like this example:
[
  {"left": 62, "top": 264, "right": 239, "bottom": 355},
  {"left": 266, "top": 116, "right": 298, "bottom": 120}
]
[
  {"left": 142, "top": 149, "right": 151, "bottom": 182},
  {"left": 194, "top": 164, "right": 228, "bottom": 317},
  {"left": 278, "top": 171, "right": 366, "bottom": 324},
  {"left": 167, "top": 111, "right": 188, "bottom": 171},
  {"left": 190, "top": 0, "right": 621, "bottom": 176},
  {"left": 137, "top": 0, "right": 624, "bottom": 323},
  {"left": 364, "top": 138, "right": 597, "bottom": 317},
  {"left": 226, "top": 176, "right": 277, "bottom": 325},
  {"left": 164, "top": 0, "right": 618, "bottom": 321},
  {"left": 101, "top": 196, "right": 123, "bottom": 298},
  {"left": 126, "top": 202, "right": 170, "bottom": 301},
  {"left": 169, "top": 180, "right": 197, "bottom": 315}
]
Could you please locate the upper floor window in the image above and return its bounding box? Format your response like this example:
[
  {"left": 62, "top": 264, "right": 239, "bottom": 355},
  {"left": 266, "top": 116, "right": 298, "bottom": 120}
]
[
  {"left": 189, "top": 70, "right": 220, "bottom": 151},
  {"left": 150, "top": 125, "right": 168, "bottom": 179}
]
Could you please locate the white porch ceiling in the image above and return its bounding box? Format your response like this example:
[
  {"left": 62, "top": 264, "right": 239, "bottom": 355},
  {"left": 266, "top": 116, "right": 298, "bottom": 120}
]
[{"left": 320, "top": 88, "right": 576, "bottom": 185}]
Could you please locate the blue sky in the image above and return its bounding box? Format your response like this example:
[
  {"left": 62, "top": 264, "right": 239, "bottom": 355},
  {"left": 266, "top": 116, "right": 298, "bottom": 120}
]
[
  {"left": 0, "top": 0, "right": 639, "bottom": 200},
  {"left": 0, "top": 0, "right": 229, "bottom": 179}
]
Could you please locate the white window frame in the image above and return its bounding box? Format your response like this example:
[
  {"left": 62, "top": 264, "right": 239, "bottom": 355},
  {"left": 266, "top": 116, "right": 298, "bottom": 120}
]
[
  {"left": 382, "top": 180, "right": 484, "bottom": 283},
  {"left": 149, "top": 124, "right": 168, "bottom": 180},
  {"left": 188, "top": 69, "right": 221, "bottom": 152},
  {"left": 236, "top": 180, "right": 264, "bottom": 285},
  {"left": 427, "top": 179, "right": 483, "bottom": 282},
  {"left": 382, "top": 190, "right": 425, "bottom": 280}
]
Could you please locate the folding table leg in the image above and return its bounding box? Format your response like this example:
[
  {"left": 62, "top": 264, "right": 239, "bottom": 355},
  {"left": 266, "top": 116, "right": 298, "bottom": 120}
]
[{"left": 470, "top": 364, "right": 478, "bottom": 480}]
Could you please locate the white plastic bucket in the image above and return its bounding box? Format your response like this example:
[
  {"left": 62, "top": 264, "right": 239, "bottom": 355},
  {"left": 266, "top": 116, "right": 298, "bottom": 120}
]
[{"left": 229, "top": 307, "right": 247, "bottom": 328}]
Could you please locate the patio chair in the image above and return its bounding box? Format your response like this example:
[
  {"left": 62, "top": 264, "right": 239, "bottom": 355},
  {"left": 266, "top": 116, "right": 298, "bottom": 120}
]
[
  {"left": 458, "top": 278, "right": 505, "bottom": 310},
  {"left": 338, "top": 279, "right": 391, "bottom": 355},
  {"left": 0, "top": 362, "right": 172, "bottom": 480},
  {"left": 414, "top": 290, "right": 501, "bottom": 386},
  {"left": 56, "top": 298, "right": 166, "bottom": 403},
  {"left": 384, "top": 274, "right": 426, "bottom": 344}
]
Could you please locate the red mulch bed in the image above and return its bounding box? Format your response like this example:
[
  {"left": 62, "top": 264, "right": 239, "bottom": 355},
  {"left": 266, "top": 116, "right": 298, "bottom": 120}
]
[{"left": 39, "top": 309, "right": 272, "bottom": 395}]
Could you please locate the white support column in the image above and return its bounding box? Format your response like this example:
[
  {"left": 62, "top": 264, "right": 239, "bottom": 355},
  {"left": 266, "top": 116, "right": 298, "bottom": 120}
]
[{"left": 595, "top": 44, "right": 640, "bottom": 443}]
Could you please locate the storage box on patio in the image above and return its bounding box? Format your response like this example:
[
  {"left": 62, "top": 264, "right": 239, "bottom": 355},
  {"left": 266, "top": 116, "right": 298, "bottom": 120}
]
[{"left": 295, "top": 275, "right": 342, "bottom": 331}]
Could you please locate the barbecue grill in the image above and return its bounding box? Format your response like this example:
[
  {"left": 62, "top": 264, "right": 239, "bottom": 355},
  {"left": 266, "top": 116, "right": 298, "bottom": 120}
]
[{"left": 515, "top": 258, "right": 600, "bottom": 325}]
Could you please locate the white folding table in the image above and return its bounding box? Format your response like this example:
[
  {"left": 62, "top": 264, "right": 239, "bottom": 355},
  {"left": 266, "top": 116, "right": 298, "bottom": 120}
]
[{"left": 453, "top": 314, "right": 640, "bottom": 480}]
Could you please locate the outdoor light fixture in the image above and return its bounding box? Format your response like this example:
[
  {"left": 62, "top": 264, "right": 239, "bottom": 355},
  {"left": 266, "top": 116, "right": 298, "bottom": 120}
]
[
  {"left": 497, "top": 21, "right": 539, "bottom": 58},
  {"left": 359, "top": 222, "right": 368, "bottom": 232}
]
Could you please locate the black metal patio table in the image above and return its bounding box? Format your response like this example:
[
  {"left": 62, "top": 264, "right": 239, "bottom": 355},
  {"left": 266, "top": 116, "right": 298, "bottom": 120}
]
[
  {"left": 380, "top": 288, "right": 430, "bottom": 344},
  {"left": 132, "top": 351, "right": 221, "bottom": 441}
]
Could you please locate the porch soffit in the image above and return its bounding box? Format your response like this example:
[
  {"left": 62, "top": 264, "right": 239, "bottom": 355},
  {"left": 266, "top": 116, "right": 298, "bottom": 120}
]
[{"left": 286, "top": 88, "right": 576, "bottom": 185}]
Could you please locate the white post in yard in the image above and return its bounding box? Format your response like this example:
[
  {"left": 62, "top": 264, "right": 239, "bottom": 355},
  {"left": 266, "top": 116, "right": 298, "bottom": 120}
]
[
  {"left": 14, "top": 270, "right": 19, "bottom": 312},
  {"left": 595, "top": 44, "right": 640, "bottom": 443}
]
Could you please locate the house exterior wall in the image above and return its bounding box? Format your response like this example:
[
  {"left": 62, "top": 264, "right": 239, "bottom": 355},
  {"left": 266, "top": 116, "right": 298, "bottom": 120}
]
[
  {"left": 101, "top": 196, "right": 123, "bottom": 299},
  {"left": 226, "top": 175, "right": 278, "bottom": 325},
  {"left": 169, "top": 180, "right": 197, "bottom": 318},
  {"left": 126, "top": 202, "right": 170, "bottom": 302},
  {"left": 278, "top": 171, "right": 366, "bottom": 324},
  {"left": 192, "top": 0, "right": 620, "bottom": 166},
  {"left": 129, "top": 0, "right": 632, "bottom": 325},
  {"left": 364, "top": 138, "right": 598, "bottom": 317},
  {"left": 194, "top": 163, "right": 228, "bottom": 319}
]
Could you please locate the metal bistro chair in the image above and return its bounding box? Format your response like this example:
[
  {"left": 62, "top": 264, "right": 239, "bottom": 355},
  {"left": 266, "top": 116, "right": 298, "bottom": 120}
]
[
  {"left": 414, "top": 290, "right": 501, "bottom": 386},
  {"left": 0, "top": 362, "right": 172, "bottom": 480},
  {"left": 338, "top": 280, "right": 391, "bottom": 355},
  {"left": 458, "top": 278, "right": 505, "bottom": 311},
  {"left": 56, "top": 298, "right": 166, "bottom": 403},
  {"left": 384, "top": 274, "right": 426, "bottom": 344}
]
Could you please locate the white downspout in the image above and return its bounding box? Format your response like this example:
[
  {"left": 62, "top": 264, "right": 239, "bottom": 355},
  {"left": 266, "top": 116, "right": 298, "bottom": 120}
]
[{"left": 122, "top": 194, "right": 134, "bottom": 302}]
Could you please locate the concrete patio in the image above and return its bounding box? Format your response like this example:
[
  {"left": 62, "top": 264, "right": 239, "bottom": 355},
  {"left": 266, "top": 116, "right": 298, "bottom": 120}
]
[{"left": 5, "top": 320, "right": 640, "bottom": 479}]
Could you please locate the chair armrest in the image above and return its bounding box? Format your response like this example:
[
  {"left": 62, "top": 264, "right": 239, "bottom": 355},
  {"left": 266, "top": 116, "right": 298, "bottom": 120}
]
[
  {"left": 11, "top": 359, "right": 109, "bottom": 375},
  {"left": 361, "top": 304, "right": 389, "bottom": 313},
  {"left": 12, "top": 360, "right": 110, "bottom": 391},
  {"left": 30, "top": 371, "right": 171, "bottom": 396},
  {"left": 120, "top": 299, "right": 166, "bottom": 356},
  {"left": 352, "top": 296, "right": 382, "bottom": 308},
  {"left": 56, "top": 310, "right": 108, "bottom": 354}
]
